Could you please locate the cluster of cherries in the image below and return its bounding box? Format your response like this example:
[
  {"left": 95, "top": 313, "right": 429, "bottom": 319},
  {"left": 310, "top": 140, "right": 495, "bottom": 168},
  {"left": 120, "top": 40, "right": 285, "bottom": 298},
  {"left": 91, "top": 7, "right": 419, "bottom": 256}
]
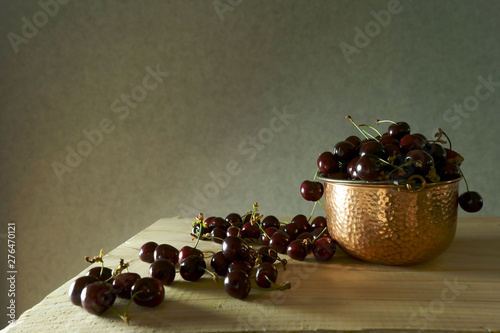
[
  {"left": 300, "top": 117, "right": 483, "bottom": 213},
  {"left": 69, "top": 205, "right": 336, "bottom": 324},
  {"left": 68, "top": 250, "right": 164, "bottom": 324}
]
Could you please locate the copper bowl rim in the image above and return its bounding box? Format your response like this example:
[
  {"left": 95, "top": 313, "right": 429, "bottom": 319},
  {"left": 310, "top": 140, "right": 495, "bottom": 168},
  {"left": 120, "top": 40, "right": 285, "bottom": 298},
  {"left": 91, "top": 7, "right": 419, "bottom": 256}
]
[{"left": 317, "top": 173, "right": 462, "bottom": 189}]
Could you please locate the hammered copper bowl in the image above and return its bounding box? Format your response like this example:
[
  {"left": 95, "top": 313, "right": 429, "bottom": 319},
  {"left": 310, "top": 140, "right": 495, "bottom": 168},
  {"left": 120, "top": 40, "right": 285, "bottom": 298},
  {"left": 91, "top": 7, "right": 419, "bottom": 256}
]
[{"left": 319, "top": 175, "right": 461, "bottom": 265}]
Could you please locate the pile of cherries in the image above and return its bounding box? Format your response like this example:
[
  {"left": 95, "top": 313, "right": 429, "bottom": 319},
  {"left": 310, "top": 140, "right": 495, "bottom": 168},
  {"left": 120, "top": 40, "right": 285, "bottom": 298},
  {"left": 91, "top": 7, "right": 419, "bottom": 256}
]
[
  {"left": 69, "top": 206, "right": 336, "bottom": 324},
  {"left": 300, "top": 117, "right": 483, "bottom": 213}
]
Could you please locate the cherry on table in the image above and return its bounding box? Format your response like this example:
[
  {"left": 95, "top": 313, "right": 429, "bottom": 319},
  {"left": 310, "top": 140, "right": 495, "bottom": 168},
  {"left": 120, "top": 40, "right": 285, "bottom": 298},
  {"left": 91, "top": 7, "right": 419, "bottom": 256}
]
[
  {"left": 87, "top": 266, "right": 113, "bottom": 282},
  {"left": 69, "top": 276, "right": 98, "bottom": 306},
  {"left": 131, "top": 277, "right": 165, "bottom": 307},
  {"left": 211, "top": 251, "right": 231, "bottom": 276},
  {"left": 149, "top": 259, "right": 176, "bottom": 285},
  {"left": 112, "top": 272, "right": 141, "bottom": 299},
  {"left": 139, "top": 241, "right": 158, "bottom": 263},
  {"left": 222, "top": 236, "right": 251, "bottom": 262},
  {"left": 312, "top": 237, "right": 337, "bottom": 261},
  {"left": 81, "top": 281, "right": 116, "bottom": 315},
  {"left": 255, "top": 262, "right": 278, "bottom": 288},
  {"left": 224, "top": 271, "right": 251, "bottom": 299},
  {"left": 178, "top": 245, "right": 203, "bottom": 264},
  {"left": 154, "top": 243, "right": 179, "bottom": 264},
  {"left": 179, "top": 255, "right": 208, "bottom": 282},
  {"left": 261, "top": 215, "right": 280, "bottom": 229},
  {"left": 286, "top": 239, "right": 309, "bottom": 261},
  {"left": 269, "top": 230, "right": 291, "bottom": 254}
]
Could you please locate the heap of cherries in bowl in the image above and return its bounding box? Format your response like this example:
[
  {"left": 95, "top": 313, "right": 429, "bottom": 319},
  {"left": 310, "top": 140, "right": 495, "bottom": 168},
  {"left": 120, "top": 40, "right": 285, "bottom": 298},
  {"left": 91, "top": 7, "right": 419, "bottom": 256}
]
[{"left": 300, "top": 117, "right": 483, "bottom": 213}]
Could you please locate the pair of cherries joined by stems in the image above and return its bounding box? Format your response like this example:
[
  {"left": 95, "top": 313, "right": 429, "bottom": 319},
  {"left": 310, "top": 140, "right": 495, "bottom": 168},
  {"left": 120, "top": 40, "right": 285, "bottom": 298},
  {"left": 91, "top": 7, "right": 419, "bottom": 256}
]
[{"left": 300, "top": 117, "right": 483, "bottom": 213}]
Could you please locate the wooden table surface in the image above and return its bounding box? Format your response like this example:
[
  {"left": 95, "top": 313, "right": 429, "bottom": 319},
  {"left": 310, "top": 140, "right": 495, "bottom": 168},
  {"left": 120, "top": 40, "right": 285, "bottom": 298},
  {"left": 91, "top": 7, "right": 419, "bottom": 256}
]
[{"left": 4, "top": 216, "right": 500, "bottom": 333}]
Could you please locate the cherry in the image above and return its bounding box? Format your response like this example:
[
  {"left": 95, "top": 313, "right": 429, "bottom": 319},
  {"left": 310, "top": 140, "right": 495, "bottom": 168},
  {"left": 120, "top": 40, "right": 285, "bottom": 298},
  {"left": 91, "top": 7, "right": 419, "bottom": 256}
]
[
  {"left": 345, "top": 135, "right": 362, "bottom": 148},
  {"left": 224, "top": 271, "right": 251, "bottom": 299},
  {"left": 286, "top": 239, "right": 309, "bottom": 261},
  {"left": 178, "top": 246, "right": 203, "bottom": 264},
  {"left": 379, "top": 135, "right": 398, "bottom": 146},
  {"left": 112, "top": 272, "right": 141, "bottom": 299},
  {"left": 257, "top": 246, "right": 279, "bottom": 264},
  {"left": 87, "top": 266, "right": 113, "bottom": 282},
  {"left": 255, "top": 262, "right": 278, "bottom": 288},
  {"left": 261, "top": 227, "right": 278, "bottom": 245},
  {"left": 312, "top": 237, "right": 336, "bottom": 261},
  {"left": 211, "top": 251, "right": 231, "bottom": 276},
  {"left": 228, "top": 261, "right": 253, "bottom": 275},
  {"left": 154, "top": 243, "right": 179, "bottom": 264},
  {"left": 179, "top": 255, "right": 208, "bottom": 282},
  {"left": 317, "top": 152, "right": 341, "bottom": 174},
  {"left": 261, "top": 215, "right": 280, "bottom": 230},
  {"left": 269, "top": 230, "right": 290, "bottom": 254},
  {"left": 139, "top": 241, "right": 158, "bottom": 263},
  {"left": 310, "top": 216, "right": 327, "bottom": 230},
  {"left": 427, "top": 143, "right": 446, "bottom": 166},
  {"left": 149, "top": 259, "right": 176, "bottom": 285},
  {"left": 399, "top": 134, "right": 426, "bottom": 154},
  {"left": 131, "top": 277, "right": 165, "bottom": 307},
  {"left": 225, "top": 213, "right": 243, "bottom": 227},
  {"left": 290, "top": 214, "right": 311, "bottom": 233},
  {"left": 69, "top": 276, "right": 98, "bottom": 306},
  {"left": 296, "top": 232, "right": 314, "bottom": 241},
  {"left": 300, "top": 180, "right": 324, "bottom": 202},
  {"left": 283, "top": 223, "right": 301, "bottom": 241},
  {"left": 387, "top": 121, "right": 411, "bottom": 141},
  {"left": 240, "top": 222, "right": 261, "bottom": 240},
  {"left": 355, "top": 154, "right": 384, "bottom": 181},
  {"left": 311, "top": 227, "right": 329, "bottom": 238},
  {"left": 222, "top": 236, "right": 251, "bottom": 262},
  {"left": 334, "top": 141, "right": 357, "bottom": 163},
  {"left": 211, "top": 227, "right": 227, "bottom": 244},
  {"left": 347, "top": 156, "right": 360, "bottom": 179},
  {"left": 226, "top": 225, "right": 241, "bottom": 237},
  {"left": 459, "top": 191, "right": 483, "bottom": 213},
  {"left": 405, "top": 149, "right": 434, "bottom": 174},
  {"left": 437, "top": 161, "right": 461, "bottom": 181},
  {"left": 445, "top": 148, "right": 464, "bottom": 166},
  {"left": 209, "top": 217, "right": 230, "bottom": 230},
  {"left": 81, "top": 281, "right": 116, "bottom": 315},
  {"left": 359, "top": 141, "right": 386, "bottom": 158}
]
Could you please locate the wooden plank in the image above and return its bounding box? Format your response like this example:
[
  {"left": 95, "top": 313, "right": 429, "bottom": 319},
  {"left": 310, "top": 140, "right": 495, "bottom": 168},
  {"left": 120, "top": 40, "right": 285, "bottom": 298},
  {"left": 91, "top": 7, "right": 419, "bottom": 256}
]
[{"left": 4, "top": 216, "right": 500, "bottom": 332}]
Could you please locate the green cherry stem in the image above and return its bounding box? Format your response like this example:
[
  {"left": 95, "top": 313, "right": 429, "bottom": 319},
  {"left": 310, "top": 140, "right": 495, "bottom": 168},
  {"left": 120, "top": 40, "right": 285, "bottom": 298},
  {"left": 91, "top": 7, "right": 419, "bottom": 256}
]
[
  {"left": 458, "top": 166, "right": 470, "bottom": 192},
  {"left": 346, "top": 115, "right": 370, "bottom": 140},
  {"left": 359, "top": 124, "right": 382, "bottom": 138},
  {"left": 376, "top": 119, "right": 397, "bottom": 125},
  {"left": 307, "top": 201, "right": 318, "bottom": 223}
]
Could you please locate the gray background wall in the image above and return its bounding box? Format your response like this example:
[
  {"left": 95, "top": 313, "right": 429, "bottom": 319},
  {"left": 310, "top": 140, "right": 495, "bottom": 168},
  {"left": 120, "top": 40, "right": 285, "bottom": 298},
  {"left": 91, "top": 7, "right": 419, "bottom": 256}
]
[{"left": 1, "top": 0, "right": 499, "bottom": 329}]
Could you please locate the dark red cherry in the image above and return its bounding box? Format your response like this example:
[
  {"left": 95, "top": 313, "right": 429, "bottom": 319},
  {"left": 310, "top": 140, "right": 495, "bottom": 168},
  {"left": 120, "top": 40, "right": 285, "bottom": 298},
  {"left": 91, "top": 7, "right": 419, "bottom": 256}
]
[
  {"left": 387, "top": 121, "right": 411, "bottom": 141},
  {"left": 240, "top": 222, "right": 261, "bottom": 240},
  {"left": 345, "top": 135, "right": 362, "bottom": 148},
  {"left": 286, "top": 239, "right": 309, "bottom": 261},
  {"left": 334, "top": 141, "right": 357, "bottom": 163},
  {"left": 312, "top": 237, "right": 337, "bottom": 261},
  {"left": 211, "top": 251, "right": 231, "bottom": 276},
  {"left": 317, "top": 151, "right": 341, "bottom": 174},
  {"left": 69, "top": 276, "right": 99, "bottom": 306},
  {"left": 87, "top": 266, "right": 113, "bottom": 282},
  {"left": 224, "top": 271, "right": 251, "bottom": 299},
  {"left": 222, "top": 236, "right": 251, "bottom": 262},
  {"left": 261, "top": 227, "right": 278, "bottom": 246},
  {"left": 131, "top": 277, "right": 165, "bottom": 307},
  {"left": 179, "top": 255, "right": 207, "bottom": 282},
  {"left": 445, "top": 148, "right": 464, "bottom": 166},
  {"left": 458, "top": 191, "right": 483, "bottom": 213},
  {"left": 139, "top": 241, "right": 158, "bottom": 263},
  {"left": 269, "top": 230, "right": 290, "bottom": 254},
  {"left": 178, "top": 246, "right": 203, "bottom": 264},
  {"left": 225, "top": 213, "right": 243, "bottom": 226},
  {"left": 347, "top": 156, "right": 360, "bottom": 179},
  {"left": 427, "top": 143, "right": 446, "bottom": 167},
  {"left": 81, "top": 281, "right": 116, "bottom": 315},
  {"left": 355, "top": 154, "right": 384, "bottom": 181},
  {"left": 359, "top": 141, "right": 386, "bottom": 158},
  {"left": 149, "top": 259, "right": 176, "bottom": 285},
  {"left": 112, "top": 272, "right": 141, "bottom": 299},
  {"left": 257, "top": 246, "right": 279, "bottom": 264},
  {"left": 437, "top": 161, "right": 461, "bottom": 181},
  {"left": 283, "top": 223, "right": 301, "bottom": 241},
  {"left": 154, "top": 243, "right": 179, "bottom": 264},
  {"left": 255, "top": 262, "right": 278, "bottom": 288},
  {"left": 228, "top": 261, "right": 253, "bottom": 275},
  {"left": 399, "top": 134, "right": 426, "bottom": 153},
  {"left": 261, "top": 215, "right": 280, "bottom": 229},
  {"left": 300, "top": 180, "right": 324, "bottom": 201},
  {"left": 379, "top": 135, "right": 398, "bottom": 146},
  {"left": 310, "top": 216, "right": 327, "bottom": 229},
  {"left": 405, "top": 149, "right": 434, "bottom": 174}
]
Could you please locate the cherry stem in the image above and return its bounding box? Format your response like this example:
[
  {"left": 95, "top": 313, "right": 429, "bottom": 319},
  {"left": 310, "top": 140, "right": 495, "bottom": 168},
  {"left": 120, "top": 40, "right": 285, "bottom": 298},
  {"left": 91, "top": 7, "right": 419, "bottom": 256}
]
[
  {"left": 435, "top": 128, "right": 452, "bottom": 150},
  {"left": 458, "top": 166, "right": 470, "bottom": 192},
  {"left": 376, "top": 119, "right": 397, "bottom": 125},
  {"left": 311, "top": 227, "right": 328, "bottom": 244},
  {"left": 345, "top": 115, "right": 370, "bottom": 140},
  {"left": 203, "top": 268, "right": 219, "bottom": 283},
  {"left": 258, "top": 276, "right": 292, "bottom": 291},
  {"left": 307, "top": 201, "right": 318, "bottom": 223},
  {"left": 359, "top": 124, "right": 382, "bottom": 138},
  {"left": 317, "top": 200, "right": 327, "bottom": 213},
  {"left": 193, "top": 213, "right": 205, "bottom": 249}
]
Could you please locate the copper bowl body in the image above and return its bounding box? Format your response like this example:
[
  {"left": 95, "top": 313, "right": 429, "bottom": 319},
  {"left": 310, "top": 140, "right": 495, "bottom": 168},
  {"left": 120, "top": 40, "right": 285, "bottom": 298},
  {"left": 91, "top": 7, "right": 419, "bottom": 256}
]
[{"left": 320, "top": 176, "right": 460, "bottom": 265}]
